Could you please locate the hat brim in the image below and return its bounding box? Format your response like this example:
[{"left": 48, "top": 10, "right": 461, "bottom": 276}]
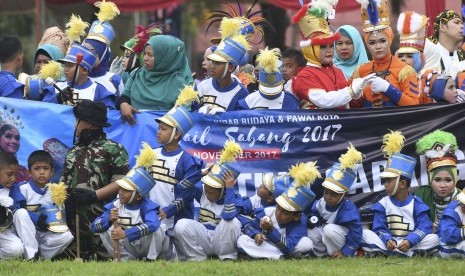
[
  {"left": 276, "top": 196, "right": 297, "bottom": 212},
  {"left": 58, "top": 57, "right": 76, "bottom": 65},
  {"left": 155, "top": 117, "right": 176, "bottom": 128},
  {"left": 201, "top": 174, "right": 224, "bottom": 189},
  {"left": 380, "top": 171, "right": 400, "bottom": 178},
  {"left": 48, "top": 224, "right": 69, "bottom": 233},
  {"left": 258, "top": 83, "right": 284, "bottom": 96},
  {"left": 322, "top": 180, "right": 346, "bottom": 194},
  {"left": 208, "top": 53, "right": 228, "bottom": 63},
  {"left": 116, "top": 178, "right": 137, "bottom": 191},
  {"left": 458, "top": 192, "right": 465, "bottom": 205},
  {"left": 397, "top": 47, "right": 420, "bottom": 54}
]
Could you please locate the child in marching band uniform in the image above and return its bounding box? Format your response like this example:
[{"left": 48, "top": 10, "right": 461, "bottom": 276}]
[
  {"left": 0, "top": 35, "right": 24, "bottom": 99},
  {"left": 194, "top": 34, "right": 249, "bottom": 115},
  {"left": 307, "top": 144, "right": 363, "bottom": 258},
  {"left": 237, "top": 162, "right": 318, "bottom": 260},
  {"left": 238, "top": 47, "right": 299, "bottom": 110},
  {"left": 41, "top": 43, "right": 116, "bottom": 109},
  {"left": 91, "top": 144, "right": 172, "bottom": 261},
  {"left": 151, "top": 86, "right": 204, "bottom": 236},
  {"left": 0, "top": 152, "right": 38, "bottom": 260},
  {"left": 174, "top": 140, "right": 244, "bottom": 261},
  {"left": 361, "top": 131, "right": 439, "bottom": 257},
  {"left": 242, "top": 172, "right": 291, "bottom": 214},
  {"left": 19, "top": 150, "right": 73, "bottom": 259},
  {"left": 437, "top": 190, "right": 465, "bottom": 258}
]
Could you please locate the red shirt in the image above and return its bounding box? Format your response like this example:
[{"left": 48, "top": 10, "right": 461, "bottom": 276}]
[{"left": 292, "top": 65, "right": 348, "bottom": 109}]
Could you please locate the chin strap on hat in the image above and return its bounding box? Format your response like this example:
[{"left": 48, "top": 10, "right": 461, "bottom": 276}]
[
  {"left": 391, "top": 176, "right": 400, "bottom": 196},
  {"left": 128, "top": 190, "right": 137, "bottom": 204},
  {"left": 167, "top": 127, "right": 178, "bottom": 144},
  {"left": 221, "top": 63, "right": 229, "bottom": 79}
]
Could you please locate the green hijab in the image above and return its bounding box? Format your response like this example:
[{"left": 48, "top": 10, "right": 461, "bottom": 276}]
[
  {"left": 126, "top": 35, "right": 193, "bottom": 110},
  {"left": 415, "top": 166, "right": 459, "bottom": 225}
]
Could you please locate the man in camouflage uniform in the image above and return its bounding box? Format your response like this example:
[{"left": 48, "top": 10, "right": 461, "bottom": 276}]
[{"left": 63, "top": 100, "right": 129, "bottom": 260}]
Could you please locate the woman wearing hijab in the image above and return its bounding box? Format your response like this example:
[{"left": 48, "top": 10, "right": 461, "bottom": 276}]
[
  {"left": 33, "top": 44, "right": 64, "bottom": 75},
  {"left": 333, "top": 25, "right": 368, "bottom": 80},
  {"left": 119, "top": 35, "right": 193, "bottom": 125},
  {"left": 415, "top": 130, "right": 461, "bottom": 233},
  {"left": 350, "top": 0, "right": 420, "bottom": 108}
]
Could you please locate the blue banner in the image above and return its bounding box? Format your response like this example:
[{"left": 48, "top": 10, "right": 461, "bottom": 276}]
[{"left": 1, "top": 98, "right": 465, "bottom": 212}]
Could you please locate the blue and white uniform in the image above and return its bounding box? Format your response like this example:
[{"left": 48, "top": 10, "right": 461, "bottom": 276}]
[
  {"left": 361, "top": 194, "right": 439, "bottom": 257},
  {"left": 193, "top": 78, "right": 248, "bottom": 114},
  {"left": 237, "top": 90, "right": 299, "bottom": 110},
  {"left": 237, "top": 206, "right": 313, "bottom": 259},
  {"left": 42, "top": 79, "right": 116, "bottom": 109},
  {"left": 90, "top": 71, "right": 124, "bottom": 100},
  {"left": 19, "top": 181, "right": 73, "bottom": 259},
  {"left": 437, "top": 201, "right": 465, "bottom": 258},
  {"left": 91, "top": 198, "right": 172, "bottom": 261},
  {"left": 0, "top": 184, "right": 37, "bottom": 260},
  {"left": 149, "top": 147, "right": 203, "bottom": 234},
  {"left": 0, "top": 71, "right": 23, "bottom": 99},
  {"left": 307, "top": 198, "right": 362, "bottom": 257},
  {"left": 173, "top": 183, "right": 243, "bottom": 261}
]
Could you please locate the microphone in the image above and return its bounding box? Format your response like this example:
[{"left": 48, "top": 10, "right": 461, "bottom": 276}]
[
  {"left": 44, "top": 77, "right": 66, "bottom": 94},
  {"left": 71, "top": 53, "right": 84, "bottom": 88}
]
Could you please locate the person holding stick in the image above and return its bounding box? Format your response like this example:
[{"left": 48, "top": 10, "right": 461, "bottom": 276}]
[
  {"left": 91, "top": 143, "right": 173, "bottom": 261},
  {"left": 41, "top": 43, "right": 116, "bottom": 109},
  {"left": 62, "top": 100, "right": 129, "bottom": 260}
]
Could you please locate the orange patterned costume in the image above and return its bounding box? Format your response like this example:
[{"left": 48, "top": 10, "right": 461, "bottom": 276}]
[{"left": 349, "top": 55, "right": 420, "bottom": 107}]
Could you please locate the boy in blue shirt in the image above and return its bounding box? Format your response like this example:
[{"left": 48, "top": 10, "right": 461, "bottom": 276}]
[
  {"left": 194, "top": 36, "right": 249, "bottom": 114},
  {"left": 0, "top": 152, "right": 38, "bottom": 260},
  {"left": 0, "top": 35, "right": 24, "bottom": 99},
  {"left": 91, "top": 148, "right": 173, "bottom": 261},
  {"left": 437, "top": 190, "right": 465, "bottom": 258},
  {"left": 307, "top": 144, "right": 363, "bottom": 258},
  {"left": 237, "top": 162, "right": 319, "bottom": 260},
  {"left": 242, "top": 173, "right": 291, "bottom": 214},
  {"left": 151, "top": 86, "right": 204, "bottom": 236},
  {"left": 238, "top": 47, "right": 299, "bottom": 110},
  {"left": 174, "top": 140, "right": 244, "bottom": 261},
  {"left": 42, "top": 43, "right": 116, "bottom": 109},
  {"left": 19, "top": 150, "right": 73, "bottom": 259},
  {"left": 361, "top": 131, "right": 439, "bottom": 257}
]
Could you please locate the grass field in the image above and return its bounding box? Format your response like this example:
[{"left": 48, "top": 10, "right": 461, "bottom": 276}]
[{"left": 1, "top": 258, "right": 464, "bottom": 275}]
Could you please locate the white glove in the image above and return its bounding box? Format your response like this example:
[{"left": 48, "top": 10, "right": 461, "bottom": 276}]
[
  {"left": 208, "top": 107, "right": 225, "bottom": 115},
  {"left": 0, "top": 196, "right": 14, "bottom": 208},
  {"left": 351, "top": 73, "right": 376, "bottom": 99},
  {"left": 198, "top": 105, "right": 212, "bottom": 115},
  {"left": 457, "top": 89, "right": 465, "bottom": 103},
  {"left": 109, "top": 56, "right": 124, "bottom": 75},
  {"left": 370, "top": 76, "right": 391, "bottom": 93}
]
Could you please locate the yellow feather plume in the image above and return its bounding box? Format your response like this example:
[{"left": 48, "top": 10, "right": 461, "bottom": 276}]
[
  {"left": 333, "top": 143, "right": 363, "bottom": 181},
  {"left": 95, "top": 0, "right": 120, "bottom": 22},
  {"left": 381, "top": 130, "right": 405, "bottom": 158},
  {"left": 219, "top": 17, "right": 243, "bottom": 39},
  {"left": 256, "top": 47, "right": 281, "bottom": 73},
  {"left": 289, "top": 161, "right": 321, "bottom": 187},
  {"left": 65, "top": 14, "right": 89, "bottom": 43},
  {"left": 231, "top": 35, "right": 251, "bottom": 51},
  {"left": 39, "top": 61, "right": 63, "bottom": 81},
  {"left": 47, "top": 182, "right": 67, "bottom": 208},
  {"left": 135, "top": 142, "right": 156, "bottom": 170},
  {"left": 219, "top": 140, "right": 243, "bottom": 163},
  {"left": 175, "top": 85, "right": 199, "bottom": 107}
]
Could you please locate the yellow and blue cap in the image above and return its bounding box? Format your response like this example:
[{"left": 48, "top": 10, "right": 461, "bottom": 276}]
[
  {"left": 116, "top": 167, "right": 156, "bottom": 198},
  {"left": 38, "top": 204, "right": 69, "bottom": 233},
  {"left": 58, "top": 43, "right": 97, "bottom": 72}
]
